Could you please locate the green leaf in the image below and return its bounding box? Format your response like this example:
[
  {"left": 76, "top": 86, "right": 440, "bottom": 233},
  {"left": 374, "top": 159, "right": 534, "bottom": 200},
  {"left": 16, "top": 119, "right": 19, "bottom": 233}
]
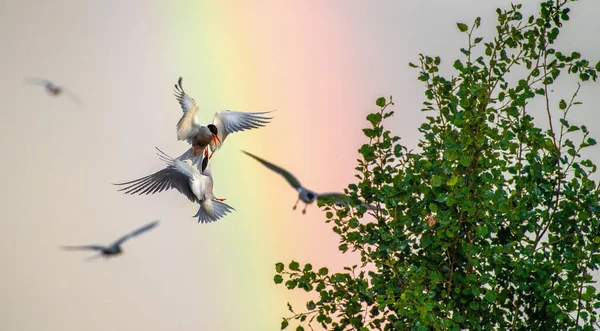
[
  {"left": 274, "top": 275, "right": 284, "bottom": 284},
  {"left": 459, "top": 155, "right": 471, "bottom": 167},
  {"left": 484, "top": 290, "right": 498, "bottom": 303},
  {"left": 446, "top": 176, "right": 459, "bottom": 186},
  {"left": 457, "top": 22, "right": 469, "bottom": 32},
  {"left": 559, "top": 99, "right": 567, "bottom": 110},
  {"left": 281, "top": 319, "right": 289, "bottom": 330},
  {"left": 275, "top": 262, "right": 284, "bottom": 273},
  {"left": 289, "top": 261, "right": 300, "bottom": 271},
  {"left": 429, "top": 203, "right": 438, "bottom": 213},
  {"left": 318, "top": 267, "right": 329, "bottom": 275},
  {"left": 303, "top": 263, "right": 313, "bottom": 272},
  {"left": 376, "top": 97, "right": 386, "bottom": 107},
  {"left": 296, "top": 326, "right": 304, "bottom": 331}
]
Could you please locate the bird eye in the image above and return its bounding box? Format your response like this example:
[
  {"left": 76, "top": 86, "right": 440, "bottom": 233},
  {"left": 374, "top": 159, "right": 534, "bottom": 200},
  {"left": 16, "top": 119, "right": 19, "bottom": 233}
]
[{"left": 208, "top": 124, "right": 218, "bottom": 135}]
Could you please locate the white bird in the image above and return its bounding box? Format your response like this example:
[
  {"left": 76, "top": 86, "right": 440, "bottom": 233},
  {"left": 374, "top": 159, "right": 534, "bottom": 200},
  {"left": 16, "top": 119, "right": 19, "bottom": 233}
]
[
  {"left": 242, "top": 151, "right": 375, "bottom": 214},
  {"left": 174, "top": 77, "right": 274, "bottom": 157},
  {"left": 24, "top": 78, "right": 82, "bottom": 105},
  {"left": 61, "top": 220, "right": 159, "bottom": 259},
  {"left": 113, "top": 147, "right": 234, "bottom": 223}
]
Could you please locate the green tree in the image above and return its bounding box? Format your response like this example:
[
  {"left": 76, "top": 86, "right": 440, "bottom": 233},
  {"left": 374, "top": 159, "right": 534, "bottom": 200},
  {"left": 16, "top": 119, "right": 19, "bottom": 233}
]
[{"left": 274, "top": 1, "right": 600, "bottom": 330}]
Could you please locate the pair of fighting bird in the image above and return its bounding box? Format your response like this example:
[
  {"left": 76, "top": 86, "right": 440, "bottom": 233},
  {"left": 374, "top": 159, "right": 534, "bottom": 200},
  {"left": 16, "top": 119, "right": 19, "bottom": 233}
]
[{"left": 61, "top": 77, "right": 359, "bottom": 258}]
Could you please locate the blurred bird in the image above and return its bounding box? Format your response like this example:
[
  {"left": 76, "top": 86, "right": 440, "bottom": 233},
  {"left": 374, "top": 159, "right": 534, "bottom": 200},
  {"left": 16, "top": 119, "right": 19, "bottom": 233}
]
[
  {"left": 61, "top": 221, "right": 159, "bottom": 259},
  {"left": 113, "top": 147, "right": 234, "bottom": 223},
  {"left": 24, "top": 78, "right": 82, "bottom": 105},
  {"left": 242, "top": 151, "right": 374, "bottom": 214},
  {"left": 174, "top": 77, "right": 274, "bottom": 157}
]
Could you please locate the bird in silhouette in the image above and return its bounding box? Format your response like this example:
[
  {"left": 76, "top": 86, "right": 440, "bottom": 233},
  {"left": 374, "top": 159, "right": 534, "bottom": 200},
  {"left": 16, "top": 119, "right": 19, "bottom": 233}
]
[
  {"left": 62, "top": 221, "right": 159, "bottom": 259},
  {"left": 242, "top": 150, "right": 374, "bottom": 214},
  {"left": 24, "top": 78, "right": 82, "bottom": 105}
]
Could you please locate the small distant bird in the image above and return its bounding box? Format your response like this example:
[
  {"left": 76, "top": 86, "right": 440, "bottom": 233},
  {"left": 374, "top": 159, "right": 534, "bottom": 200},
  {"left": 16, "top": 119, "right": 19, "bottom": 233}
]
[
  {"left": 61, "top": 221, "right": 159, "bottom": 259},
  {"left": 174, "top": 77, "right": 274, "bottom": 157},
  {"left": 242, "top": 151, "right": 374, "bottom": 214},
  {"left": 113, "top": 147, "right": 234, "bottom": 223},
  {"left": 24, "top": 78, "right": 82, "bottom": 105}
]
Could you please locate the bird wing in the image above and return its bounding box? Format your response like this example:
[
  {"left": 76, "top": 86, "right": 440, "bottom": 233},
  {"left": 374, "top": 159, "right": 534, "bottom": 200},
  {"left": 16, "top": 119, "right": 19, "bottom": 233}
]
[
  {"left": 317, "top": 192, "right": 376, "bottom": 210},
  {"left": 112, "top": 149, "right": 198, "bottom": 202},
  {"left": 242, "top": 150, "right": 302, "bottom": 190},
  {"left": 211, "top": 110, "right": 274, "bottom": 151},
  {"left": 155, "top": 146, "right": 203, "bottom": 170},
  {"left": 316, "top": 192, "right": 347, "bottom": 203},
  {"left": 112, "top": 220, "right": 159, "bottom": 246},
  {"left": 61, "top": 245, "right": 106, "bottom": 251},
  {"left": 61, "top": 87, "right": 83, "bottom": 106},
  {"left": 173, "top": 77, "right": 197, "bottom": 115},
  {"left": 174, "top": 77, "right": 201, "bottom": 141},
  {"left": 23, "top": 77, "right": 51, "bottom": 86}
]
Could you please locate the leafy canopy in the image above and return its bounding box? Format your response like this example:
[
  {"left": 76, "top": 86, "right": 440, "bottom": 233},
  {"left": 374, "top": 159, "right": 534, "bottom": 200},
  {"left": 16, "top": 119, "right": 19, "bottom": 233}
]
[{"left": 275, "top": 1, "right": 600, "bottom": 330}]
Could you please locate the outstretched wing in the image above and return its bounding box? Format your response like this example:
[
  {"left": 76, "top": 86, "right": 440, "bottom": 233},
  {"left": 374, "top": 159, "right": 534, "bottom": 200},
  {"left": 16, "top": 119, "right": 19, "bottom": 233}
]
[
  {"left": 112, "top": 148, "right": 198, "bottom": 202},
  {"left": 112, "top": 220, "right": 159, "bottom": 246},
  {"left": 23, "top": 77, "right": 52, "bottom": 87},
  {"left": 242, "top": 150, "right": 302, "bottom": 190},
  {"left": 173, "top": 77, "right": 197, "bottom": 114},
  {"left": 174, "top": 77, "right": 201, "bottom": 141},
  {"left": 60, "top": 86, "right": 83, "bottom": 106},
  {"left": 317, "top": 192, "right": 376, "bottom": 210},
  {"left": 211, "top": 110, "right": 274, "bottom": 151},
  {"left": 61, "top": 245, "right": 106, "bottom": 252}
]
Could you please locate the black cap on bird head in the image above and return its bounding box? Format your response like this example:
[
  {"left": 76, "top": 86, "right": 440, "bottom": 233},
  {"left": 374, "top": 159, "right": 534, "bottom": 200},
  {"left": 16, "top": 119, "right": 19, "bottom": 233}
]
[{"left": 207, "top": 124, "right": 218, "bottom": 136}]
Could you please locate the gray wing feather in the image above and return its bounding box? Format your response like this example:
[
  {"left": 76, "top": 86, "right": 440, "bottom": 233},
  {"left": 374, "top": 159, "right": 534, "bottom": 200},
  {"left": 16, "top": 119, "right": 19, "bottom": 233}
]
[
  {"left": 23, "top": 78, "right": 51, "bottom": 86},
  {"left": 61, "top": 245, "right": 106, "bottom": 251},
  {"left": 212, "top": 110, "right": 274, "bottom": 149},
  {"left": 112, "top": 221, "right": 159, "bottom": 246},
  {"left": 242, "top": 150, "right": 302, "bottom": 190},
  {"left": 112, "top": 168, "right": 195, "bottom": 201},
  {"left": 113, "top": 147, "right": 201, "bottom": 202},
  {"left": 317, "top": 193, "right": 375, "bottom": 210},
  {"left": 173, "top": 77, "right": 196, "bottom": 114}
]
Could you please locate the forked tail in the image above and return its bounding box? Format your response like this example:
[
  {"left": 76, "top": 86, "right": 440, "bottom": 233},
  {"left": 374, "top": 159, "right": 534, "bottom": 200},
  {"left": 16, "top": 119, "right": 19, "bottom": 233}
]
[{"left": 193, "top": 199, "right": 235, "bottom": 224}]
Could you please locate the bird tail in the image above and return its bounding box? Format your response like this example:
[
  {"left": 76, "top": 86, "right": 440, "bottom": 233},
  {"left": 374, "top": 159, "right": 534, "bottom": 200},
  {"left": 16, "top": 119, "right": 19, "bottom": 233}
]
[{"left": 193, "top": 200, "right": 235, "bottom": 224}]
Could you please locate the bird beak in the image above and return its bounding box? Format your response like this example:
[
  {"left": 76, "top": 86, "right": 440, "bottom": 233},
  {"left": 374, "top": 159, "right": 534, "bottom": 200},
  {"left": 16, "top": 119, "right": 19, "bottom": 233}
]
[{"left": 212, "top": 135, "right": 221, "bottom": 145}]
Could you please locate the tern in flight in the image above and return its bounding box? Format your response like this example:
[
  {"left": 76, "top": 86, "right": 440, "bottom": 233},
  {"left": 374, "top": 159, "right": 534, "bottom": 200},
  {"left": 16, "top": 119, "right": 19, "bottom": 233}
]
[
  {"left": 113, "top": 147, "right": 234, "bottom": 223},
  {"left": 174, "top": 77, "right": 274, "bottom": 157},
  {"left": 24, "top": 78, "right": 82, "bottom": 105},
  {"left": 242, "top": 151, "right": 374, "bottom": 214},
  {"left": 61, "top": 221, "right": 159, "bottom": 259}
]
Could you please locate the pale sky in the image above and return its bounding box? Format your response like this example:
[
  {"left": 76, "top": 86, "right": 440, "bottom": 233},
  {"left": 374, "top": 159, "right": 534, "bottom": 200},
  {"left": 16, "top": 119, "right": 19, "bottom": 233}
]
[{"left": 1, "top": 1, "right": 599, "bottom": 330}]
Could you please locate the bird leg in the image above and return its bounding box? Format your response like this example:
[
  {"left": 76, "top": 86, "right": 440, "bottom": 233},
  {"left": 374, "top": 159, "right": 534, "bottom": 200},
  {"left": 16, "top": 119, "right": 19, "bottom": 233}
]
[
  {"left": 209, "top": 150, "right": 215, "bottom": 159},
  {"left": 302, "top": 204, "right": 308, "bottom": 214},
  {"left": 292, "top": 198, "right": 300, "bottom": 210},
  {"left": 215, "top": 198, "right": 226, "bottom": 202},
  {"left": 193, "top": 145, "right": 198, "bottom": 156}
]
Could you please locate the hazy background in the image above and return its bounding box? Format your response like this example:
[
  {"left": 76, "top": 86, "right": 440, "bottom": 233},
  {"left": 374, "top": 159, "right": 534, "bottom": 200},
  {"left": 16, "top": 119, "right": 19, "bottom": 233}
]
[{"left": 1, "top": 1, "right": 599, "bottom": 330}]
